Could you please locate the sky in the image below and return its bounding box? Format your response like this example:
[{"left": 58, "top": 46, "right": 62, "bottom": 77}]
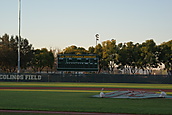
[{"left": 0, "top": 0, "right": 172, "bottom": 50}]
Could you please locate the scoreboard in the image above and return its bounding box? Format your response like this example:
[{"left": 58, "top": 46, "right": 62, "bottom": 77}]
[{"left": 57, "top": 54, "right": 99, "bottom": 71}]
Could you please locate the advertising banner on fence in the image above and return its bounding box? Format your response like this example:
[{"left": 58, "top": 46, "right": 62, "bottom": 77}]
[{"left": 0, "top": 74, "right": 42, "bottom": 81}]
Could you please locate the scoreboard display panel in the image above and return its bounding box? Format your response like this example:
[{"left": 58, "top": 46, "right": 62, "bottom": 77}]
[{"left": 57, "top": 54, "right": 99, "bottom": 71}]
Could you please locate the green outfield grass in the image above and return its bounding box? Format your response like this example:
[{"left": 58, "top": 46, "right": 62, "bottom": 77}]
[
  {"left": 1, "top": 82, "right": 172, "bottom": 89},
  {"left": 0, "top": 82, "right": 172, "bottom": 115}
]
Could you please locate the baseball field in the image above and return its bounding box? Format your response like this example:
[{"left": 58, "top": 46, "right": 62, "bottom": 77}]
[{"left": 0, "top": 82, "right": 172, "bottom": 115}]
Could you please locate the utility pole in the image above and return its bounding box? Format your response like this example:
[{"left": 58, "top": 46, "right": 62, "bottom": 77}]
[{"left": 18, "top": 0, "right": 21, "bottom": 73}]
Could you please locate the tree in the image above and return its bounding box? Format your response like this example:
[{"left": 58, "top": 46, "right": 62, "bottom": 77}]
[
  {"left": 158, "top": 40, "right": 172, "bottom": 75},
  {"left": 94, "top": 44, "right": 103, "bottom": 73},
  {"left": 0, "top": 34, "right": 33, "bottom": 72},
  {"left": 124, "top": 42, "right": 142, "bottom": 74},
  {"left": 88, "top": 46, "right": 95, "bottom": 54},
  {"left": 140, "top": 39, "right": 158, "bottom": 74},
  {"left": 30, "top": 48, "right": 54, "bottom": 72},
  {"left": 46, "top": 49, "right": 55, "bottom": 72},
  {"left": 101, "top": 39, "right": 117, "bottom": 73},
  {"left": 20, "top": 37, "right": 34, "bottom": 70},
  {"left": 116, "top": 43, "right": 129, "bottom": 74},
  {"left": 62, "top": 45, "right": 88, "bottom": 54}
]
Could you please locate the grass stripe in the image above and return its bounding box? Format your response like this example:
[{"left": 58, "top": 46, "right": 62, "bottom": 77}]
[
  {"left": 1, "top": 82, "right": 172, "bottom": 89},
  {"left": 0, "top": 89, "right": 172, "bottom": 95},
  {"left": 0, "top": 89, "right": 106, "bottom": 93}
]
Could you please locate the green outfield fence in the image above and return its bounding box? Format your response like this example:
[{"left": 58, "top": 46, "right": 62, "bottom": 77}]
[{"left": 0, "top": 73, "right": 172, "bottom": 84}]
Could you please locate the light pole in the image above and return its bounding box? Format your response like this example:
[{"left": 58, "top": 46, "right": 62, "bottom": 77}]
[
  {"left": 18, "top": 0, "right": 21, "bottom": 73},
  {"left": 95, "top": 34, "right": 99, "bottom": 46}
]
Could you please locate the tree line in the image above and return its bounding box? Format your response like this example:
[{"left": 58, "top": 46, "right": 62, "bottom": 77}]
[
  {"left": 0, "top": 33, "right": 171, "bottom": 75},
  {"left": 62, "top": 39, "right": 172, "bottom": 75},
  {"left": 0, "top": 34, "right": 54, "bottom": 73}
]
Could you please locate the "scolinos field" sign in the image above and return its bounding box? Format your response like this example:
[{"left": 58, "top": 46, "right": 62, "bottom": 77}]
[{"left": 0, "top": 74, "right": 42, "bottom": 81}]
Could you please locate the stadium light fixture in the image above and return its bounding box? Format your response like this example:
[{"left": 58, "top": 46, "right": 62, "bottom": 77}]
[{"left": 95, "top": 34, "right": 99, "bottom": 46}]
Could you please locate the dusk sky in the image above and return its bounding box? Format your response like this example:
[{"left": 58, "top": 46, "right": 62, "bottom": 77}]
[{"left": 1, "top": 0, "right": 172, "bottom": 49}]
